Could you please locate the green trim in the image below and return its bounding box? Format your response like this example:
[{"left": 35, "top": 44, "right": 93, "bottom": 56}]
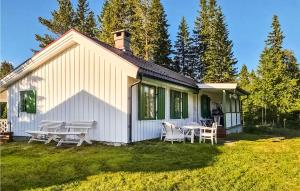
[
  {"left": 157, "top": 87, "right": 165, "bottom": 119},
  {"left": 138, "top": 83, "right": 156, "bottom": 120},
  {"left": 201, "top": 94, "right": 211, "bottom": 118},
  {"left": 182, "top": 92, "right": 188, "bottom": 118},
  {"left": 170, "top": 90, "right": 182, "bottom": 119}
]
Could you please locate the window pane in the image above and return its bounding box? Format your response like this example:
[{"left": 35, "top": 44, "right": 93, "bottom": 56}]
[
  {"left": 170, "top": 90, "right": 182, "bottom": 119},
  {"left": 140, "top": 84, "right": 156, "bottom": 120}
]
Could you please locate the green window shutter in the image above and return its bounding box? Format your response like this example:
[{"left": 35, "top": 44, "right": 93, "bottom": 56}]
[
  {"left": 201, "top": 95, "right": 211, "bottom": 118},
  {"left": 138, "top": 84, "right": 143, "bottom": 120},
  {"left": 182, "top": 92, "right": 188, "bottom": 118},
  {"left": 157, "top": 87, "right": 165, "bottom": 119},
  {"left": 170, "top": 90, "right": 175, "bottom": 119},
  {"left": 26, "top": 90, "right": 36, "bottom": 113}
]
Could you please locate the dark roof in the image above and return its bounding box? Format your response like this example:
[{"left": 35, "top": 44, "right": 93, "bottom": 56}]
[
  {"left": 8, "top": 30, "right": 197, "bottom": 89},
  {"left": 88, "top": 37, "right": 198, "bottom": 89}
]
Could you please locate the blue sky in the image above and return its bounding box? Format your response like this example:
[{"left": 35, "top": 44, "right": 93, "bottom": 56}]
[{"left": 1, "top": 0, "right": 299, "bottom": 72}]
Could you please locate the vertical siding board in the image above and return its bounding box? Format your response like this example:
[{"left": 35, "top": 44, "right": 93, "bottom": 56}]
[
  {"left": 99, "top": 56, "right": 104, "bottom": 140},
  {"left": 104, "top": 59, "right": 110, "bottom": 142},
  {"left": 110, "top": 62, "right": 116, "bottom": 142},
  {"left": 9, "top": 43, "right": 141, "bottom": 142},
  {"left": 121, "top": 71, "right": 127, "bottom": 143},
  {"left": 94, "top": 53, "right": 100, "bottom": 140}
]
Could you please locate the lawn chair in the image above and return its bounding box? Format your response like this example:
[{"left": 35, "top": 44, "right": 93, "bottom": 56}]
[
  {"left": 160, "top": 124, "right": 167, "bottom": 140},
  {"left": 200, "top": 122, "right": 218, "bottom": 145},
  {"left": 49, "top": 121, "right": 95, "bottom": 146},
  {"left": 162, "top": 122, "right": 185, "bottom": 144},
  {"left": 26, "top": 120, "right": 65, "bottom": 144}
]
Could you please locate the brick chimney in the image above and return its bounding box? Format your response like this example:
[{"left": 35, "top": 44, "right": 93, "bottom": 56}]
[{"left": 112, "top": 29, "right": 131, "bottom": 51}]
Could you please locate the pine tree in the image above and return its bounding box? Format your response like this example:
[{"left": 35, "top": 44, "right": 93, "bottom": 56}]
[
  {"left": 147, "top": 0, "right": 172, "bottom": 67},
  {"left": 85, "top": 11, "right": 98, "bottom": 37},
  {"left": 238, "top": 64, "right": 250, "bottom": 90},
  {"left": 193, "top": 0, "right": 208, "bottom": 81},
  {"left": 35, "top": 0, "right": 74, "bottom": 49},
  {"left": 173, "top": 17, "right": 193, "bottom": 76},
  {"left": 255, "top": 15, "right": 299, "bottom": 124},
  {"left": 74, "top": 0, "right": 98, "bottom": 37},
  {"left": 0, "top": 61, "right": 14, "bottom": 79},
  {"left": 98, "top": 0, "right": 171, "bottom": 68},
  {"left": 98, "top": 0, "right": 136, "bottom": 45},
  {"left": 193, "top": 0, "right": 237, "bottom": 82},
  {"left": 35, "top": 0, "right": 97, "bottom": 50}
]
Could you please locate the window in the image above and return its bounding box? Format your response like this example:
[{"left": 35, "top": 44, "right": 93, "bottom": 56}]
[
  {"left": 138, "top": 84, "right": 165, "bottom": 120},
  {"left": 170, "top": 90, "right": 188, "bottom": 119},
  {"left": 201, "top": 95, "right": 211, "bottom": 118},
  {"left": 0, "top": 102, "right": 7, "bottom": 119},
  {"left": 20, "top": 90, "right": 36, "bottom": 113}
]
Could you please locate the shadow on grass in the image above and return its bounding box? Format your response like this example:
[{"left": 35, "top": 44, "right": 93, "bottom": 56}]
[
  {"left": 224, "top": 126, "right": 300, "bottom": 142},
  {"left": 1, "top": 139, "right": 220, "bottom": 191}
]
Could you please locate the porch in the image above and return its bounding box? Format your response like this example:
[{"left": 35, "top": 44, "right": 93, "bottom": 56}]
[{"left": 198, "top": 83, "right": 249, "bottom": 134}]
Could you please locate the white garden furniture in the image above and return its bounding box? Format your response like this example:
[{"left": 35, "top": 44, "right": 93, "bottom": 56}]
[
  {"left": 181, "top": 123, "right": 203, "bottom": 144},
  {"left": 49, "top": 121, "right": 95, "bottom": 147},
  {"left": 26, "top": 120, "right": 65, "bottom": 144},
  {"left": 162, "top": 122, "right": 185, "bottom": 144},
  {"left": 160, "top": 124, "right": 166, "bottom": 140},
  {"left": 200, "top": 122, "right": 218, "bottom": 145}
]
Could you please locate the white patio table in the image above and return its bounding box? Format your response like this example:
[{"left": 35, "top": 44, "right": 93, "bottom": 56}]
[{"left": 181, "top": 125, "right": 212, "bottom": 143}]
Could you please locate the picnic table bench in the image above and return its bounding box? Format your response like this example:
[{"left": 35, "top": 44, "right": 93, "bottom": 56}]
[{"left": 49, "top": 121, "right": 96, "bottom": 146}]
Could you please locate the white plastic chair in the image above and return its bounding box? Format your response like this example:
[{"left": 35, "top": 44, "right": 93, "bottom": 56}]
[
  {"left": 162, "top": 122, "right": 185, "bottom": 144},
  {"left": 200, "top": 122, "right": 218, "bottom": 145},
  {"left": 160, "top": 124, "right": 167, "bottom": 140}
]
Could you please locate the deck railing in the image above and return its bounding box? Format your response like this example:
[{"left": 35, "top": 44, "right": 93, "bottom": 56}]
[{"left": 0, "top": 119, "right": 9, "bottom": 133}]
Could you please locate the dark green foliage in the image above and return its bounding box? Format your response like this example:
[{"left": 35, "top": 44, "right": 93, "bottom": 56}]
[
  {"left": 0, "top": 61, "right": 14, "bottom": 79},
  {"left": 240, "top": 15, "right": 300, "bottom": 127},
  {"left": 0, "top": 102, "right": 7, "bottom": 119},
  {"left": 98, "top": 0, "right": 172, "bottom": 68},
  {"left": 74, "top": 0, "right": 98, "bottom": 37},
  {"left": 35, "top": 0, "right": 74, "bottom": 49},
  {"left": 193, "top": 0, "right": 237, "bottom": 82},
  {"left": 147, "top": 0, "right": 172, "bottom": 67},
  {"left": 172, "top": 17, "right": 193, "bottom": 76},
  {"left": 35, "top": 0, "right": 98, "bottom": 49}
]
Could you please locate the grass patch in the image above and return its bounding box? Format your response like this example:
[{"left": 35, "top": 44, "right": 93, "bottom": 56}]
[{"left": 1, "top": 133, "right": 300, "bottom": 191}]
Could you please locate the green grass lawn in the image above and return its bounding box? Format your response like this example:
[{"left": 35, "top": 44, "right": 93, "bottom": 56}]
[{"left": 1, "top": 132, "right": 300, "bottom": 191}]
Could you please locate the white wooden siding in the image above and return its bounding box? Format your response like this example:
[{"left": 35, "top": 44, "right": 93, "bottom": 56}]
[
  {"left": 131, "top": 85, "right": 197, "bottom": 142},
  {"left": 8, "top": 43, "right": 138, "bottom": 143}
]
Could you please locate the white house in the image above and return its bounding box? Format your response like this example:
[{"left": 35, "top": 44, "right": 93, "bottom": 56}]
[{"left": 0, "top": 29, "right": 248, "bottom": 144}]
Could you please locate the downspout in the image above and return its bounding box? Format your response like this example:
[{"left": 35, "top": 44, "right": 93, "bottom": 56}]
[{"left": 129, "top": 75, "right": 142, "bottom": 143}]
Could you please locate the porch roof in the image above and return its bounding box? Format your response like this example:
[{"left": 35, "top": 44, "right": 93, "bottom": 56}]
[{"left": 197, "top": 83, "right": 249, "bottom": 95}]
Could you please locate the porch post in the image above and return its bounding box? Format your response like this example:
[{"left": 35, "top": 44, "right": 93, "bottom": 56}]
[{"left": 222, "top": 90, "right": 227, "bottom": 129}]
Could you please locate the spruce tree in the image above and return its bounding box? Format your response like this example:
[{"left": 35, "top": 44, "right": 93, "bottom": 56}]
[
  {"left": 173, "top": 17, "right": 193, "bottom": 76},
  {"left": 74, "top": 0, "right": 89, "bottom": 33},
  {"left": 193, "top": 0, "right": 208, "bottom": 81},
  {"left": 98, "top": 0, "right": 171, "bottom": 68},
  {"left": 255, "top": 15, "right": 299, "bottom": 124},
  {"left": 0, "top": 61, "right": 14, "bottom": 79},
  {"left": 35, "top": 0, "right": 97, "bottom": 50},
  {"left": 98, "top": 0, "right": 145, "bottom": 57},
  {"left": 35, "top": 0, "right": 74, "bottom": 49},
  {"left": 147, "top": 0, "right": 172, "bottom": 67},
  {"left": 74, "top": 0, "right": 98, "bottom": 37},
  {"left": 238, "top": 64, "right": 250, "bottom": 90},
  {"left": 193, "top": 0, "right": 237, "bottom": 82}
]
